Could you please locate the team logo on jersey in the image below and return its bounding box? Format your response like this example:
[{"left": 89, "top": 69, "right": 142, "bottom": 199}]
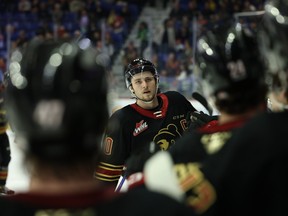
[
  {"left": 201, "top": 131, "right": 231, "bottom": 154},
  {"left": 153, "top": 124, "right": 181, "bottom": 150},
  {"left": 133, "top": 120, "right": 148, "bottom": 136}
]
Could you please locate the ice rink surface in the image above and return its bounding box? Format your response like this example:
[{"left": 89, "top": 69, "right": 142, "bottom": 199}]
[{"left": 6, "top": 98, "right": 218, "bottom": 192}]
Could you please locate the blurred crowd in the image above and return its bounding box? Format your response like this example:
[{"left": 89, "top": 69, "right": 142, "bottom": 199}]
[
  {"left": 0, "top": 0, "right": 265, "bottom": 98},
  {"left": 0, "top": 0, "right": 145, "bottom": 73}
]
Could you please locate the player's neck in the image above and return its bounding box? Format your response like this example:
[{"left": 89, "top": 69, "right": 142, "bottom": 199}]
[{"left": 136, "top": 97, "right": 159, "bottom": 109}]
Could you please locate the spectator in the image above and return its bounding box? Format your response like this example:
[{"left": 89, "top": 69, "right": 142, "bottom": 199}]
[
  {"left": 162, "top": 18, "right": 177, "bottom": 53},
  {"left": 18, "top": 0, "right": 31, "bottom": 13},
  {"left": 122, "top": 41, "right": 138, "bottom": 71},
  {"left": 137, "top": 21, "right": 149, "bottom": 56},
  {"left": 51, "top": 3, "right": 63, "bottom": 25},
  {"left": 79, "top": 9, "right": 89, "bottom": 35}
]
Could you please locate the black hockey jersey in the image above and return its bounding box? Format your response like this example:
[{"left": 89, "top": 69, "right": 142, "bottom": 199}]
[
  {"left": 201, "top": 111, "right": 288, "bottom": 215},
  {"left": 0, "top": 187, "right": 194, "bottom": 216},
  {"left": 170, "top": 118, "right": 247, "bottom": 164},
  {"left": 169, "top": 117, "right": 249, "bottom": 214},
  {"left": 95, "top": 91, "right": 195, "bottom": 183}
]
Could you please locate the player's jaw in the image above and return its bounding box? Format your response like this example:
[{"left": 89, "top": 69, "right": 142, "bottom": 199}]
[{"left": 138, "top": 88, "right": 156, "bottom": 101}]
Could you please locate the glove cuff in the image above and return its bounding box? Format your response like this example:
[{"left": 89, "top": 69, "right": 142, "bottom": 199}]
[{"left": 127, "top": 172, "right": 145, "bottom": 190}]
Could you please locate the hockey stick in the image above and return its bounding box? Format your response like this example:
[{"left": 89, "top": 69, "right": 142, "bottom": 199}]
[
  {"left": 192, "top": 92, "right": 213, "bottom": 115},
  {"left": 115, "top": 169, "right": 127, "bottom": 192}
]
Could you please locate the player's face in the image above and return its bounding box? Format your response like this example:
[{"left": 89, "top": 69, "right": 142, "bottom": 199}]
[{"left": 131, "top": 71, "right": 157, "bottom": 102}]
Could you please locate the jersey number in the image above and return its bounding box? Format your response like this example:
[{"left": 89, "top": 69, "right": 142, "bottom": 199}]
[{"left": 103, "top": 137, "right": 113, "bottom": 155}]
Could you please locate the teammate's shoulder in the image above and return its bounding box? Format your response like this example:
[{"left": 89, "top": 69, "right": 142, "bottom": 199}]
[{"left": 236, "top": 111, "right": 288, "bottom": 140}]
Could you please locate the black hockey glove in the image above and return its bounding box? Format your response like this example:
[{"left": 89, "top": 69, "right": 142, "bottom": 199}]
[
  {"left": 125, "top": 142, "right": 161, "bottom": 177},
  {"left": 186, "top": 111, "right": 219, "bottom": 133}
]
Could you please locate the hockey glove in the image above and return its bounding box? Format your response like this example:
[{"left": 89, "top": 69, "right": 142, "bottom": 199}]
[{"left": 186, "top": 111, "right": 219, "bottom": 133}]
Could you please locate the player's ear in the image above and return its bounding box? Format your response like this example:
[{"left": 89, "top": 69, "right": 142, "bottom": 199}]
[{"left": 129, "top": 86, "right": 135, "bottom": 94}]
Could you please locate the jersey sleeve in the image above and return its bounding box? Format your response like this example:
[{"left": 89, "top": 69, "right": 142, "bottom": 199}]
[
  {"left": 167, "top": 91, "right": 197, "bottom": 113},
  {"left": 94, "top": 108, "right": 130, "bottom": 184}
]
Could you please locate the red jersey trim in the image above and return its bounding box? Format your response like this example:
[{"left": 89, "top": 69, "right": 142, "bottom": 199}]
[
  {"left": 0, "top": 171, "right": 7, "bottom": 180},
  {"left": 130, "top": 93, "right": 169, "bottom": 119},
  {"left": 199, "top": 118, "right": 247, "bottom": 133},
  {"left": 94, "top": 162, "right": 124, "bottom": 182}
]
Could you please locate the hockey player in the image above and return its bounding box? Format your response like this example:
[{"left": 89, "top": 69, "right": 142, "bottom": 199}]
[
  {"left": 168, "top": 20, "right": 269, "bottom": 213},
  {"left": 0, "top": 39, "right": 194, "bottom": 215},
  {"left": 0, "top": 72, "right": 13, "bottom": 195},
  {"left": 196, "top": 0, "right": 288, "bottom": 214},
  {"left": 95, "top": 58, "right": 196, "bottom": 187}
]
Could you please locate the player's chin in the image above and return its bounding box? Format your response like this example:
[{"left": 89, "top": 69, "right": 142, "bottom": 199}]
[{"left": 141, "top": 95, "right": 153, "bottom": 102}]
